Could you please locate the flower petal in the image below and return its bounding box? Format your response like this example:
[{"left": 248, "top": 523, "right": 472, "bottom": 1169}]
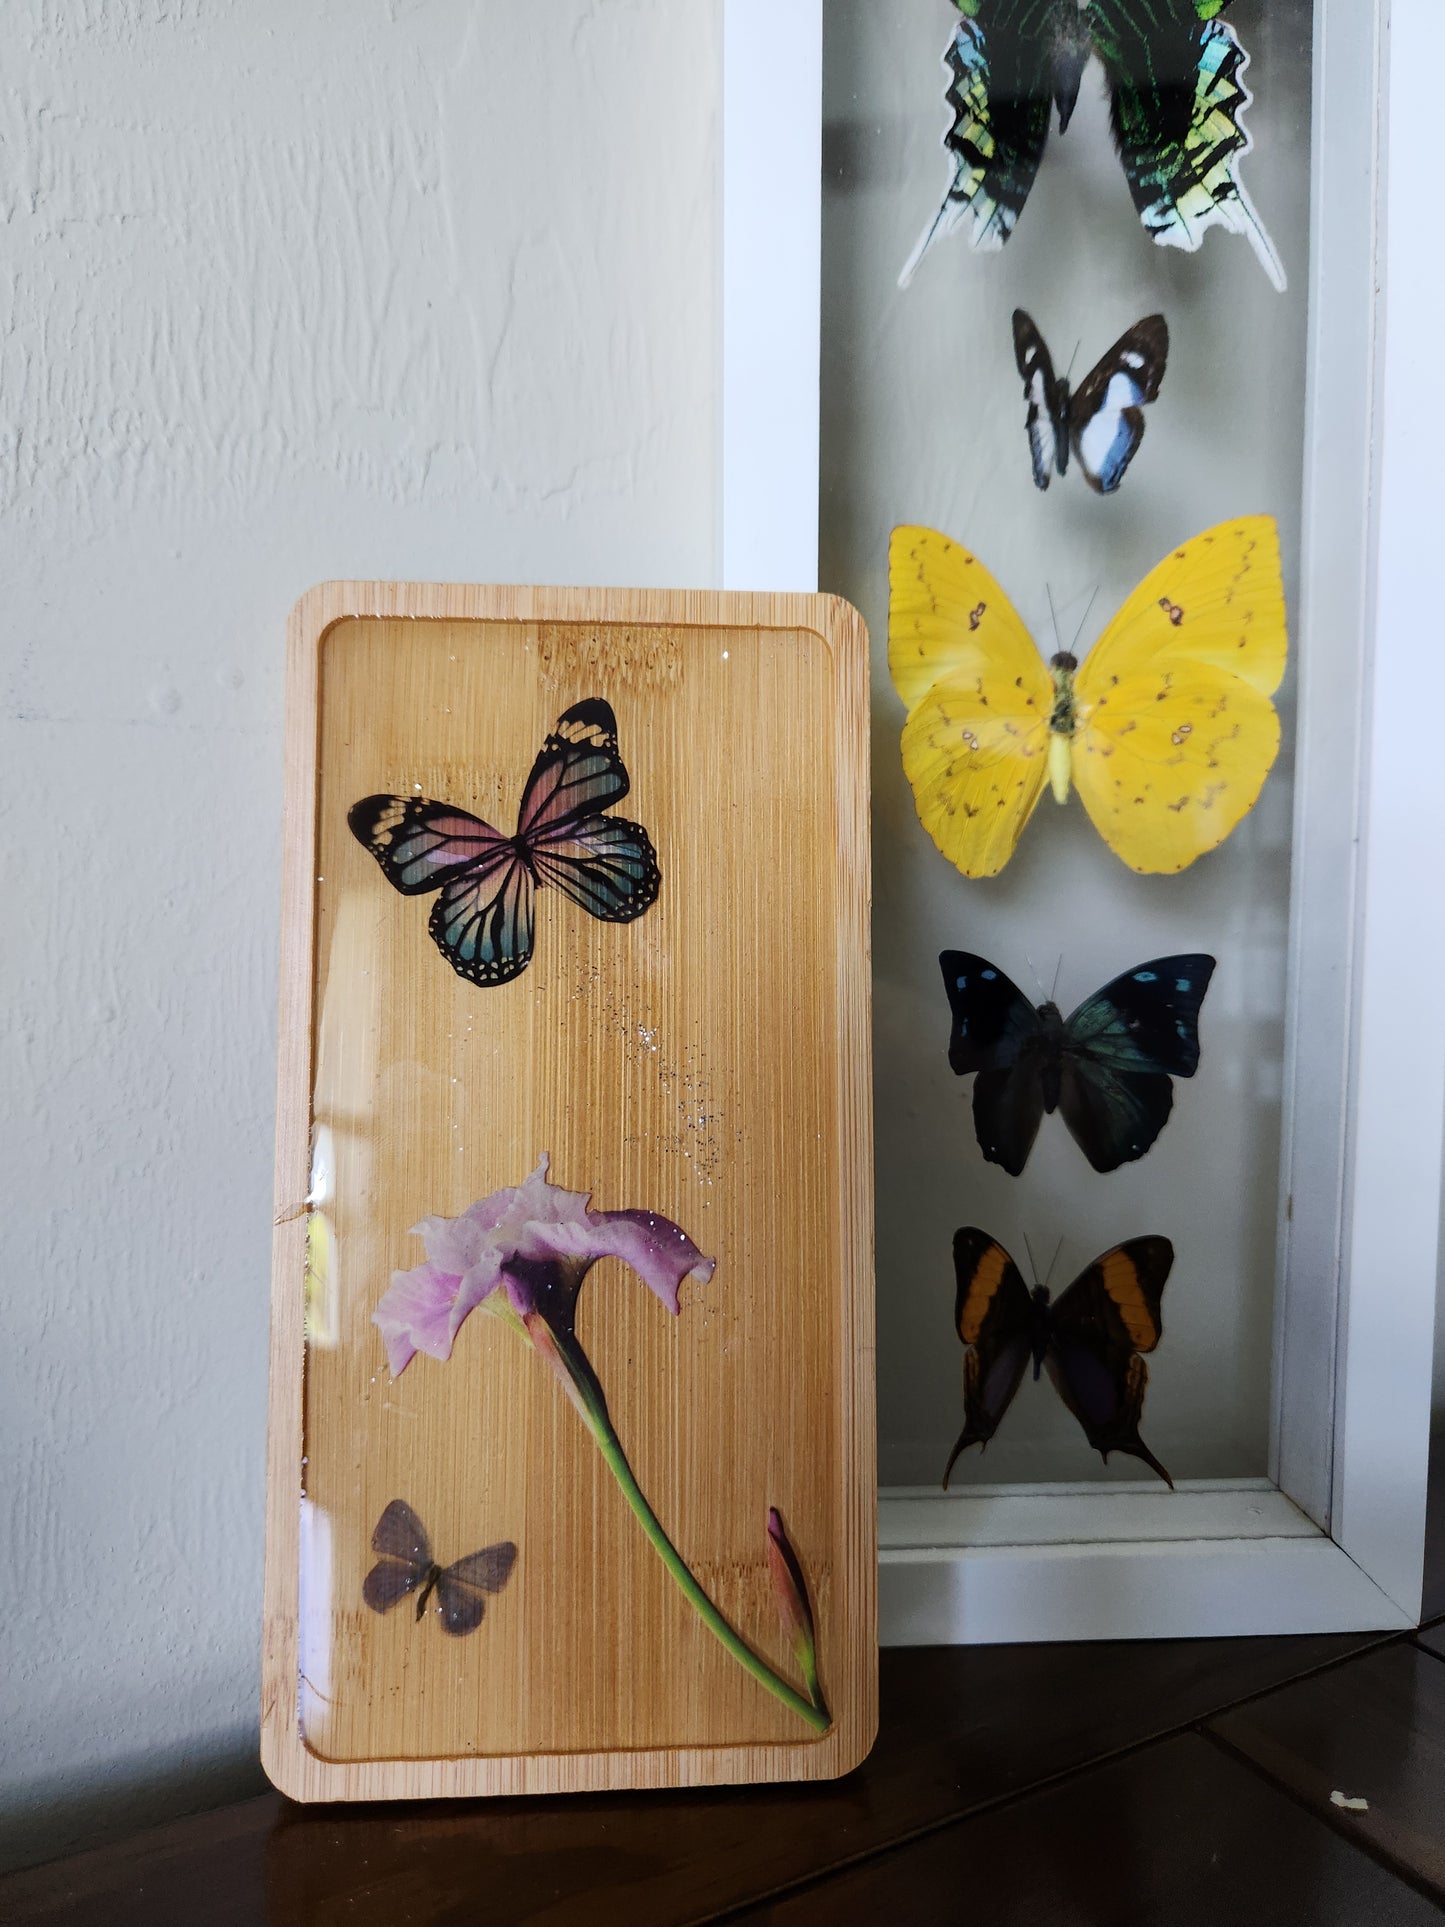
[
  {"left": 542, "top": 1207, "right": 716, "bottom": 1315},
  {"left": 411, "top": 1167, "right": 531, "bottom": 1275},
  {"left": 372, "top": 1247, "right": 511, "bottom": 1377},
  {"left": 374, "top": 1157, "right": 717, "bottom": 1373},
  {"left": 510, "top": 1153, "right": 595, "bottom": 1230},
  {"left": 412, "top": 1205, "right": 496, "bottom": 1278},
  {"left": 372, "top": 1262, "right": 462, "bottom": 1377}
]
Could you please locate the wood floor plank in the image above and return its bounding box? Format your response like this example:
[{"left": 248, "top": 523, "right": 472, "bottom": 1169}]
[
  {"left": 0, "top": 1799, "right": 278, "bottom": 1927},
  {"left": 734, "top": 1735, "right": 1443, "bottom": 1926},
  {"left": 0, "top": 1634, "right": 1378, "bottom": 1926},
  {"left": 1211, "top": 1640, "right": 1445, "bottom": 1899}
]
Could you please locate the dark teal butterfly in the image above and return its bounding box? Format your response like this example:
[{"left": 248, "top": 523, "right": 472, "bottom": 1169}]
[
  {"left": 900, "top": 1, "right": 1284, "bottom": 291},
  {"left": 349, "top": 698, "right": 660, "bottom": 987},
  {"left": 940, "top": 951, "right": 1216, "bottom": 1174}
]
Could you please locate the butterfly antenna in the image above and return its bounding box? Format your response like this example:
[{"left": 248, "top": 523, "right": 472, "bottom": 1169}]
[
  {"left": 1024, "top": 951, "right": 1048, "bottom": 1001},
  {"left": 1066, "top": 339, "right": 1081, "bottom": 383},
  {"left": 1045, "top": 583, "right": 1063, "bottom": 655},
  {"left": 1070, "top": 586, "right": 1100, "bottom": 656},
  {"left": 1022, "top": 1231, "right": 1042, "bottom": 1286},
  {"left": 1044, "top": 1236, "right": 1064, "bottom": 1290},
  {"left": 1049, "top": 953, "right": 1063, "bottom": 1001}
]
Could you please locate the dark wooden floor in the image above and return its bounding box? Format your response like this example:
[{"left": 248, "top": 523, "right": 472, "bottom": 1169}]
[{"left": 5, "top": 1623, "right": 1445, "bottom": 1925}]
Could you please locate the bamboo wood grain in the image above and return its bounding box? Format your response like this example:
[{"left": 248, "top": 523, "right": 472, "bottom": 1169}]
[{"left": 262, "top": 581, "right": 876, "bottom": 1798}]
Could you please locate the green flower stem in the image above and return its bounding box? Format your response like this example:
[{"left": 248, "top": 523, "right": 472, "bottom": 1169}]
[
  {"left": 800, "top": 1643, "right": 824, "bottom": 1715},
  {"left": 552, "top": 1330, "right": 830, "bottom": 1735}
]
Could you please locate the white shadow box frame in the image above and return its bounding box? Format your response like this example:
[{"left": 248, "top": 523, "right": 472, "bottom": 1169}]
[{"left": 722, "top": 0, "right": 1443, "bottom": 1640}]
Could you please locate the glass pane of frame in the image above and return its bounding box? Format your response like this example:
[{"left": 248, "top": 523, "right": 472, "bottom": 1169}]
[{"left": 820, "top": 0, "right": 1315, "bottom": 1488}]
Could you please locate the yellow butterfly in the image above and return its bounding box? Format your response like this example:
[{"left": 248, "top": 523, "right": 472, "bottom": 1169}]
[{"left": 888, "top": 517, "right": 1288, "bottom": 877}]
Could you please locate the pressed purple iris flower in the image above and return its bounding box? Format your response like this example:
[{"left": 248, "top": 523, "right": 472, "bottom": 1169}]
[
  {"left": 370, "top": 1156, "right": 831, "bottom": 1735},
  {"left": 373, "top": 1154, "right": 716, "bottom": 1377}
]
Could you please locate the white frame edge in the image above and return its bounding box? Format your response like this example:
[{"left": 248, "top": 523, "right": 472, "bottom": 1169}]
[
  {"left": 720, "top": 0, "right": 822, "bottom": 592},
  {"left": 721, "top": 0, "right": 1440, "bottom": 1641},
  {"left": 1330, "top": 0, "right": 1445, "bottom": 1616},
  {"left": 881, "top": 1534, "right": 1410, "bottom": 1646}
]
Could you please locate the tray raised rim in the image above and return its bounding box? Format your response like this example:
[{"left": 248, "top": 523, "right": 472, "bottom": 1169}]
[{"left": 261, "top": 579, "right": 877, "bottom": 1799}]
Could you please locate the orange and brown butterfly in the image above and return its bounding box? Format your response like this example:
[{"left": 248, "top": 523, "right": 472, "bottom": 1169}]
[
  {"left": 888, "top": 516, "right": 1288, "bottom": 877},
  {"left": 945, "top": 1227, "right": 1174, "bottom": 1488}
]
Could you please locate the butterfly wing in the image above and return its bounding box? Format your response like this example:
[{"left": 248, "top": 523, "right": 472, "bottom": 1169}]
[
  {"left": 362, "top": 1559, "right": 427, "bottom": 1614},
  {"left": 1064, "top": 954, "right": 1216, "bottom": 1078},
  {"left": 432, "top": 1542, "right": 518, "bottom": 1637},
  {"left": 362, "top": 1499, "right": 432, "bottom": 1615},
  {"left": 1078, "top": 516, "right": 1287, "bottom": 698},
  {"left": 1012, "top": 310, "right": 1069, "bottom": 490},
  {"left": 1087, "top": 0, "right": 1285, "bottom": 290},
  {"left": 1055, "top": 954, "right": 1215, "bottom": 1170},
  {"left": 939, "top": 952, "right": 1050, "bottom": 1176},
  {"left": 370, "top": 1498, "right": 432, "bottom": 1565},
  {"left": 428, "top": 854, "right": 535, "bottom": 987},
  {"left": 939, "top": 952, "right": 1040, "bottom": 1076},
  {"left": 1055, "top": 1063, "right": 1175, "bottom": 1175},
  {"left": 899, "top": 7, "right": 1054, "bottom": 286},
  {"left": 889, "top": 527, "right": 1052, "bottom": 880},
  {"left": 516, "top": 698, "right": 632, "bottom": 833},
  {"left": 1071, "top": 516, "right": 1287, "bottom": 874},
  {"left": 973, "top": 1065, "right": 1052, "bottom": 1177},
  {"left": 1045, "top": 1238, "right": 1174, "bottom": 1485},
  {"left": 889, "top": 526, "right": 1044, "bottom": 713},
  {"left": 348, "top": 792, "right": 532, "bottom": 983},
  {"left": 348, "top": 795, "right": 511, "bottom": 894},
  {"left": 517, "top": 698, "right": 661, "bottom": 926},
  {"left": 1067, "top": 314, "right": 1169, "bottom": 495},
  {"left": 945, "top": 1228, "right": 1037, "bottom": 1485},
  {"left": 530, "top": 816, "right": 661, "bottom": 924},
  {"left": 446, "top": 1543, "right": 519, "bottom": 1593}
]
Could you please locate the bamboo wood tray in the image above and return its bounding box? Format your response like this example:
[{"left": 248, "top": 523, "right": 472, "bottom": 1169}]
[{"left": 262, "top": 581, "right": 876, "bottom": 1799}]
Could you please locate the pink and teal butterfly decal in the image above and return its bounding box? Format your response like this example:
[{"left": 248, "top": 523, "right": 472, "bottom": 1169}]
[{"left": 348, "top": 697, "right": 661, "bottom": 987}]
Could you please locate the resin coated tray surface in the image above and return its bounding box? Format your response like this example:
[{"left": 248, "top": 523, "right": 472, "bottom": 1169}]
[{"left": 263, "top": 582, "right": 876, "bottom": 1799}]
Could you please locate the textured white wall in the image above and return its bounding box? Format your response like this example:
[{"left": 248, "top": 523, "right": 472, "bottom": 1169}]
[{"left": 0, "top": 0, "right": 719, "bottom": 1872}]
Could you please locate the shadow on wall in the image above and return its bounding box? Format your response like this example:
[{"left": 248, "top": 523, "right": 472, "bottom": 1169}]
[
  {"left": 0, "top": 1734, "right": 266, "bottom": 1879},
  {"left": 1426, "top": 1406, "right": 1445, "bottom": 1623}
]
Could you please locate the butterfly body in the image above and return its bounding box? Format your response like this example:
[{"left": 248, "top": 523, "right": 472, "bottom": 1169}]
[
  {"left": 1001, "top": 1000, "right": 1067, "bottom": 1116},
  {"left": 951, "top": 1274, "right": 1054, "bottom": 1463},
  {"left": 888, "top": 517, "right": 1288, "bottom": 877},
  {"left": 410, "top": 1562, "right": 445, "bottom": 1622},
  {"left": 941, "top": 950, "right": 1216, "bottom": 1174},
  {"left": 349, "top": 697, "right": 660, "bottom": 986},
  {"left": 1046, "top": 650, "right": 1079, "bottom": 801},
  {"left": 362, "top": 1499, "right": 518, "bottom": 1637},
  {"left": 901, "top": 0, "right": 1284, "bottom": 291},
  {"left": 1047, "top": 15, "right": 1090, "bottom": 134},
  {"left": 947, "top": 1227, "right": 1174, "bottom": 1487}
]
